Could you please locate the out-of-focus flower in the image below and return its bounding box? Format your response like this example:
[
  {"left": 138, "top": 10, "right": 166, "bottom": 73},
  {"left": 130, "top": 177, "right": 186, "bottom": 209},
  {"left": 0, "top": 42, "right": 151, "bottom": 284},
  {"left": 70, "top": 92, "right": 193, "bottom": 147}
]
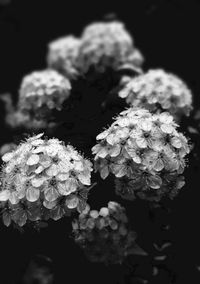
[
  {"left": 92, "top": 108, "right": 190, "bottom": 201},
  {"left": 0, "top": 143, "right": 17, "bottom": 157},
  {"left": 21, "top": 254, "right": 54, "bottom": 284},
  {"left": 18, "top": 69, "right": 71, "bottom": 114},
  {"left": 72, "top": 201, "right": 146, "bottom": 264},
  {"left": 119, "top": 69, "right": 193, "bottom": 120},
  {"left": 77, "top": 21, "right": 143, "bottom": 74},
  {"left": 1, "top": 70, "right": 71, "bottom": 130},
  {"left": 0, "top": 134, "right": 93, "bottom": 227},
  {"left": 47, "top": 36, "right": 81, "bottom": 79}
]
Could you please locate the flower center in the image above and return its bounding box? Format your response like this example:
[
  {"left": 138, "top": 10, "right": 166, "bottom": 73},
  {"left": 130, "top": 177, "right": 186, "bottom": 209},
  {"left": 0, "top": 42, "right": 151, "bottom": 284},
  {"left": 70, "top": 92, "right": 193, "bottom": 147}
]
[
  {"left": 143, "top": 132, "right": 150, "bottom": 138},
  {"left": 50, "top": 177, "right": 57, "bottom": 187}
]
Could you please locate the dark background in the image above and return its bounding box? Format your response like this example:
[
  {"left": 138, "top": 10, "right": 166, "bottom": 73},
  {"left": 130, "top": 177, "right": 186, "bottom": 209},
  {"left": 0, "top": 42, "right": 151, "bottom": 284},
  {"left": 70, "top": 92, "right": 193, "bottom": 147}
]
[{"left": 0, "top": 0, "right": 200, "bottom": 283}]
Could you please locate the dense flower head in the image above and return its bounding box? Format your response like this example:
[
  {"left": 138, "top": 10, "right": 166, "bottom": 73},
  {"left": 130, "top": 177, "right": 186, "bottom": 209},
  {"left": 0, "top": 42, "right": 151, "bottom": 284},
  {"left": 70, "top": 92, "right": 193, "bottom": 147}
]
[
  {"left": 72, "top": 201, "right": 139, "bottom": 264},
  {"left": 18, "top": 69, "right": 71, "bottom": 116},
  {"left": 119, "top": 69, "right": 193, "bottom": 119},
  {"left": 0, "top": 134, "right": 93, "bottom": 227},
  {"left": 77, "top": 21, "right": 141, "bottom": 73},
  {"left": 92, "top": 108, "right": 190, "bottom": 200},
  {"left": 47, "top": 36, "right": 81, "bottom": 79}
]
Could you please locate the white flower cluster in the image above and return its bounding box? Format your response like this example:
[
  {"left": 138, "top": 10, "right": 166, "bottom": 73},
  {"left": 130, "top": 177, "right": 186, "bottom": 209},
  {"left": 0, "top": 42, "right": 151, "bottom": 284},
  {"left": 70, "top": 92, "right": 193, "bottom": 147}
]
[
  {"left": 119, "top": 69, "right": 193, "bottom": 119},
  {"left": 47, "top": 36, "right": 81, "bottom": 79},
  {"left": 18, "top": 69, "right": 71, "bottom": 115},
  {"left": 48, "top": 21, "right": 143, "bottom": 78},
  {"left": 72, "top": 201, "right": 137, "bottom": 264},
  {"left": 77, "top": 21, "right": 140, "bottom": 74},
  {"left": 0, "top": 134, "right": 93, "bottom": 227},
  {"left": 92, "top": 109, "right": 190, "bottom": 199}
]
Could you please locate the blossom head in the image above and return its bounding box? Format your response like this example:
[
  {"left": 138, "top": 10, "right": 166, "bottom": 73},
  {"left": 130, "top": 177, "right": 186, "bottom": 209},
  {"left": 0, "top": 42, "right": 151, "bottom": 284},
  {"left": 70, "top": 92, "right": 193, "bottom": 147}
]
[
  {"left": 18, "top": 69, "right": 71, "bottom": 117},
  {"left": 92, "top": 108, "right": 190, "bottom": 200},
  {"left": 72, "top": 201, "right": 139, "bottom": 264},
  {"left": 77, "top": 21, "right": 141, "bottom": 74},
  {"left": 47, "top": 36, "right": 81, "bottom": 79},
  {"left": 0, "top": 134, "right": 93, "bottom": 227},
  {"left": 119, "top": 69, "right": 193, "bottom": 120}
]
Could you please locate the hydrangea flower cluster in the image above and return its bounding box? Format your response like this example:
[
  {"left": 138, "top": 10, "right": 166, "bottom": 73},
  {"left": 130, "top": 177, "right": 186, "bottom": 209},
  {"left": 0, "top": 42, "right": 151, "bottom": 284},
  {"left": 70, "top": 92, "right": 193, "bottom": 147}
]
[
  {"left": 18, "top": 69, "right": 71, "bottom": 115},
  {"left": 72, "top": 201, "right": 139, "bottom": 264},
  {"left": 92, "top": 108, "right": 190, "bottom": 201},
  {"left": 119, "top": 69, "right": 193, "bottom": 120},
  {"left": 0, "top": 134, "right": 93, "bottom": 227},
  {"left": 47, "top": 36, "right": 81, "bottom": 80},
  {"left": 77, "top": 21, "right": 141, "bottom": 74}
]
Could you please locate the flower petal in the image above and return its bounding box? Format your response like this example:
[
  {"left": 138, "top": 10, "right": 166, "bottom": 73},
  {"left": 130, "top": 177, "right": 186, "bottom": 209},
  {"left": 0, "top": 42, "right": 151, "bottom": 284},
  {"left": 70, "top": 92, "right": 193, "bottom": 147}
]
[
  {"left": 147, "top": 175, "right": 162, "bottom": 189},
  {"left": 2, "top": 152, "right": 14, "bottom": 162},
  {"left": 57, "top": 173, "right": 69, "bottom": 181},
  {"left": 0, "top": 190, "right": 10, "bottom": 201},
  {"left": 46, "top": 164, "right": 59, "bottom": 177},
  {"left": 77, "top": 172, "right": 91, "bottom": 185},
  {"left": 31, "top": 177, "right": 46, "bottom": 188},
  {"left": 9, "top": 192, "right": 19, "bottom": 204},
  {"left": 27, "top": 154, "right": 40, "bottom": 166},
  {"left": 43, "top": 200, "right": 57, "bottom": 209},
  {"left": 26, "top": 187, "right": 40, "bottom": 202},
  {"left": 65, "top": 195, "right": 79, "bottom": 209},
  {"left": 109, "top": 144, "right": 121, "bottom": 157},
  {"left": 2, "top": 212, "right": 11, "bottom": 227},
  {"left": 100, "top": 166, "right": 109, "bottom": 179},
  {"left": 44, "top": 186, "right": 59, "bottom": 202}
]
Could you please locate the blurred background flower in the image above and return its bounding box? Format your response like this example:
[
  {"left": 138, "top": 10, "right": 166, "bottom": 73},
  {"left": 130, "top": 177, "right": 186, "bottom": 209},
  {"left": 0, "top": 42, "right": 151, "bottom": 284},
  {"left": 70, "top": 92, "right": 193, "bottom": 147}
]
[
  {"left": 1, "top": 69, "right": 71, "bottom": 130},
  {"left": 47, "top": 36, "right": 81, "bottom": 80},
  {"left": 72, "top": 201, "right": 147, "bottom": 264},
  {"left": 119, "top": 69, "right": 193, "bottom": 121}
]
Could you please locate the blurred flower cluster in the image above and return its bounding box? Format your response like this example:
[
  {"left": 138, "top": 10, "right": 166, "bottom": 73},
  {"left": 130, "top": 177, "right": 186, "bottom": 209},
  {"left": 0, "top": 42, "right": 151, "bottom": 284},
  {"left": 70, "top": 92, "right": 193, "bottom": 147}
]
[
  {"left": 72, "top": 201, "right": 144, "bottom": 264},
  {"left": 47, "top": 21, "right": 143, "bottom": 77},
  {"left": 3, "top": 70, "right": 71, "bottom": 130},
  {"left": 92, "top": 109, "right": 190, "bottom": 201},
  {"left": 19, "top": 70, "right": 71, "bottom": 113},
  {"left": 77, "top": 21, "right": 143, "bottom": 74},
  {"left": 47, "top": 36, "right": 81, "bottom": 80},
  {"left": 1, "top": 20, "right": 143, "bottom": 132},
  {"left": 0, "top": 134, "right": 93, "bottom": 227},
  {"left": 119, "top": 69, "right": 193, "bottom": 120}
]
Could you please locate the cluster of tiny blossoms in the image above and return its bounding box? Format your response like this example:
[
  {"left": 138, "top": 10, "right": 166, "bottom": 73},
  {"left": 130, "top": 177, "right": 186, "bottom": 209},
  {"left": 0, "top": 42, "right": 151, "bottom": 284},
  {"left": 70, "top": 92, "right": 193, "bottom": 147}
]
[
  {"left": 47, "top": 21, "right": 143, "bottom": 77},
  {"left": 18, "top": 69, "right": 71, "bottom": 116},
  {"left": 77, "top": 21, "right": 139, "bottom": 74},
  {"left": 72, "top": 201, "right": 137, "bottom": 264},
  {"left": 119, "top": 69, "right": 193, "bottom": 120},
  {"left": 0, "top": 134, "right": 93, "bottom": 227},
  {"left": 47, "top": 36, "right": 81, "bottom": 80},
  {"left": 92, "top": 108, "right": 190, "bottom": 200}
]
